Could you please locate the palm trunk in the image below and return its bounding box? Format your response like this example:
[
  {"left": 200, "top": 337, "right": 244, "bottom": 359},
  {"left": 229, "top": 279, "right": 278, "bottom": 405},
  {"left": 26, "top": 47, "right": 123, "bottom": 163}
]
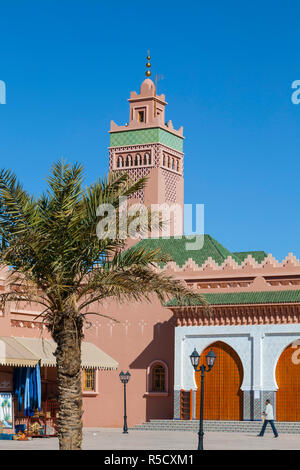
[{"left": 52, "top": 314, "right": 83, "bottom": 450}]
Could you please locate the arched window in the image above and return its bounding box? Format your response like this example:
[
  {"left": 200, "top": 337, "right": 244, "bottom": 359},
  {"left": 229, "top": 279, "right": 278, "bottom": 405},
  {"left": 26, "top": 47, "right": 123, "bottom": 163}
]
[
  {"left": 126, "top": 155, "right": 132, "bottom": 167},
  {"left": 144, "top": 153, "right": 150, "bottom": 165},
  {"left": 147, "top": 361, "right": 168, "bottom": 394},
  {"left": 152, "top": 365, "right": 165, "bottom": 392},
  {"left": 163, "top": 154, "right": 166, "bottom": 167},
  {"left": 172, "top": 158, "right": 175, "bottom": 170},
  {"left": 176, "top": 159, "right": 180, "bottom": 172}
]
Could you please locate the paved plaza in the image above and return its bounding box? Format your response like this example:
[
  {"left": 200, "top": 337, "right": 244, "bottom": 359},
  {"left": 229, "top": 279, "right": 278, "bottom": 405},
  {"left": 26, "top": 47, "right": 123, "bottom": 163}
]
[{"left": 0, "top": 428, "right": 299, "bottom": 450}]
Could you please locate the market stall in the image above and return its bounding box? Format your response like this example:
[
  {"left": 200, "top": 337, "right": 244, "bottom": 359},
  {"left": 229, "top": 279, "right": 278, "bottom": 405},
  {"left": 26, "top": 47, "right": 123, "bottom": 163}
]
[{"left": 0, "top": 336, "right": 118, "bottom": 440}]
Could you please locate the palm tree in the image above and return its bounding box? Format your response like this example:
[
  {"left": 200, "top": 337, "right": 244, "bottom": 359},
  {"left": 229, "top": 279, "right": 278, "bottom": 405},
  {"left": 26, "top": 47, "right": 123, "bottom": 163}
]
[{"left": 0, "top": 161, "right": 209, "bottom": 450}]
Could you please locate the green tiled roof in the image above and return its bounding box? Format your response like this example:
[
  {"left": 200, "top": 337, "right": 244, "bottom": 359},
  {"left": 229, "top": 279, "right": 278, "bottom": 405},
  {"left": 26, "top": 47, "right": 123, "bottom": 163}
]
[
  {"left": 233, "top": 251, "right": 267, "bottom": 263},
  {"left": 110, "top": 127, "right": 184, "bottom": 152},
  {"left": 166, "top": 290, "right": 300, "bottom": 307},
  {"left": 133, "top": 235, "right": 256, "bottom": 268}
]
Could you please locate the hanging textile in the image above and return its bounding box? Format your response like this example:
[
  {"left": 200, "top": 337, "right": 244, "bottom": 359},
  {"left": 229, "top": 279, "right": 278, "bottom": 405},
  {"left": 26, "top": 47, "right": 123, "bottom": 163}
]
[
  {"left": 36, "top": 363, "right": 41, "bottom": 412},
  {"left": 13, "top": 364, "right": 42, "bottom": 416},
  {"left": 24, "top": 367, "right": 31, "bottom": 416},
  {"left": 13, "top": 367, "right": 27, "bottom": 412}
]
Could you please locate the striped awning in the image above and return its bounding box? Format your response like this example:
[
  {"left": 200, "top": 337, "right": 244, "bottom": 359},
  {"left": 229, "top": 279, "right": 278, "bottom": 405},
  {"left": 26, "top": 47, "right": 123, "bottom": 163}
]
[
  {"left": 0, "top": 337, "right": 118, "bottom": 370},
  {"left": 0, "top": 337, "right": 38, "bottom": 367}
]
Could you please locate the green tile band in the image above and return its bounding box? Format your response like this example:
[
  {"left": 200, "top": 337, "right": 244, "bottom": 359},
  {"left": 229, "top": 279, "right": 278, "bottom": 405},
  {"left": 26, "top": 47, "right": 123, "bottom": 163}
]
[
  {"left": 166, "top": 290, "right": 300, "bottom": 307},
  {"left": 110, "top": 127, "right": 183, "bottom": 153}
]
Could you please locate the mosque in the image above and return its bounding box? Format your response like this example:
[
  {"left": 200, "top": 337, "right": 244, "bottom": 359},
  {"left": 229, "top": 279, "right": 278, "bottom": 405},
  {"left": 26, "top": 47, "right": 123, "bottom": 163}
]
[{"left": 0, "top": 57, "right": 300, "bottom": 431}]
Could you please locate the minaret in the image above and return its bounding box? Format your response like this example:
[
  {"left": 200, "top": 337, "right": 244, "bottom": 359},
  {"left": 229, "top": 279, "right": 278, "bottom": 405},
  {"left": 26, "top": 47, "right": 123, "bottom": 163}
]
[{"left": 109, "top": 54, "right": 184, "bottom": 235}]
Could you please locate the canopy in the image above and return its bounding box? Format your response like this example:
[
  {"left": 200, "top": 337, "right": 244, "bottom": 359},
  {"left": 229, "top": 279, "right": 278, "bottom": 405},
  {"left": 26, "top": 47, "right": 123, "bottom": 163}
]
[
  {"left": 0, "top": 336, "right": 118, "bottom": 370},
  {"left": 0, "top": 337, "right": 38, "bottom": 367}
]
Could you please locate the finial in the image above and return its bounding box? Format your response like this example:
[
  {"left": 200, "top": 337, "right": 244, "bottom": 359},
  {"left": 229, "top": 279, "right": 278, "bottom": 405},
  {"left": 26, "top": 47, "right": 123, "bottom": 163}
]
[{"left": 145, "top": 50, "right": 151, "bottom": 77}]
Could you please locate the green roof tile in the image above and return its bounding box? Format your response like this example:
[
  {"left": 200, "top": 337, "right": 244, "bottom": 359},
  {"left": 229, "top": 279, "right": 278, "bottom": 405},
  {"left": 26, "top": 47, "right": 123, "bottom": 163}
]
[
  {"left": 233, "top": 251, "right": 267, "bottom": 263},
  {"left": 166, "top": 290, "right": 300, "bottom": 307},
  {"left": 134, "top": 235, "right": 249, "bottom": 268}
]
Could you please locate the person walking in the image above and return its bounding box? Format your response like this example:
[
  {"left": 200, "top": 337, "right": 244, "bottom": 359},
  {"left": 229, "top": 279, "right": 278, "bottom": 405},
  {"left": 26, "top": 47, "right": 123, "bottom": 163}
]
[{"left": 257, "top": 400, "right": 279, "bottom": 437}]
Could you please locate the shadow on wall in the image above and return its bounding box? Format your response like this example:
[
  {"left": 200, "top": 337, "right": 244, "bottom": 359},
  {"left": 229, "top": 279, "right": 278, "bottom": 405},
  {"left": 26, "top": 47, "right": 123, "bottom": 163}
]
[{"left": 130, "top": 318, "right": 175, "bottom": 422}]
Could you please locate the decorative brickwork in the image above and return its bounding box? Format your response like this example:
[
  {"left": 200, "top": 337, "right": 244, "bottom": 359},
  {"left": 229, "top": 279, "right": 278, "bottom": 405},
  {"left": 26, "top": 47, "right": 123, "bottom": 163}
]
[
  {"left": 172, "top": 304, "right": 300, "bottom": 327},
  {"left": 162, "top": 169, "right": 180, "bottom": 203}
]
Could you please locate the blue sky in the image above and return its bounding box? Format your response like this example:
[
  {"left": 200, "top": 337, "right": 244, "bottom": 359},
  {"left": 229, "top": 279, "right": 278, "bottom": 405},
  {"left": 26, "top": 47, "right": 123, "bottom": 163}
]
[{"left": 0, "top": 0, "right": 299, "bottom": 260}]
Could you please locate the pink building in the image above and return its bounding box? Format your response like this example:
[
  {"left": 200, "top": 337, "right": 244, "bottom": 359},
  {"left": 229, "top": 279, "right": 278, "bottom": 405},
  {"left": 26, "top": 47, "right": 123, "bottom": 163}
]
[{"left": 0, "top": 69, "right": 300, "bottom": 433}]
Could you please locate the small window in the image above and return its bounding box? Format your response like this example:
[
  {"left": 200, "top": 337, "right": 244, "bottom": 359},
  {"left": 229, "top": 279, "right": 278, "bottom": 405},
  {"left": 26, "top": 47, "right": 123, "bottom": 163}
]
[
  {"left": 152, "top": 365, "right": 165, "bottom": 392},
  {"left": 126, "top": 155, "right": 132, "bottom": 167},
  {"left": 83, "top": 369, "right": 96, "bottom": 392},
  {"left": 138, "top": 111, "right": 144, "bottom": 122}
]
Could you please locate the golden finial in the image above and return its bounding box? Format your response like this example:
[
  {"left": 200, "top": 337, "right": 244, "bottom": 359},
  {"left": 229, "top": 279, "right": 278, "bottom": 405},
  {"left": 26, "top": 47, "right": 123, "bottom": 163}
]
[{"left": 146, "top": 51, "right": 151, "bottom": 77}]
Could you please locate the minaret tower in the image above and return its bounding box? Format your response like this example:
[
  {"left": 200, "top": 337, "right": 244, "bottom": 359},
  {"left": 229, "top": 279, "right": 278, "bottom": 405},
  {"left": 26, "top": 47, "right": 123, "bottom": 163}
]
[{"left": 109, "top": 54, "right": 184, "bottom": 234}]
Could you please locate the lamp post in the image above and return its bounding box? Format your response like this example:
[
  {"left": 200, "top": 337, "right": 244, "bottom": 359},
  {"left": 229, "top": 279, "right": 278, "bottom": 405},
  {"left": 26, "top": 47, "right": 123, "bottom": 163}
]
[
  {"left": 119, "top": 370, "right": 131, "bottom": 434},
  {"left": 190, "top": 348, "right": 216, "bottom": 450}
]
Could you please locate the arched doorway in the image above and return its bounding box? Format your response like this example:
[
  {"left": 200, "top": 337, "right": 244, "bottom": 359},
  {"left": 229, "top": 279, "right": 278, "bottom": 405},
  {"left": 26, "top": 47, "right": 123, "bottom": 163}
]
[
  {"left": 195, "top": 341, "right": 243, "bottom": 420},
  {"left": 276, "top": 342, "right": 300, "bottom": 421}
]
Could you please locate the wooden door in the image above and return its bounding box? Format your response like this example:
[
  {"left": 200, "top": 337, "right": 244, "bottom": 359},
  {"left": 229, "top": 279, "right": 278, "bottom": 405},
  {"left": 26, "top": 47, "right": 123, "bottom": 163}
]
[
  {"left": 276, "top": 343, "right": 300, "bottom": 421},
  {"left": 195, "top": 341, "right": 243, "bottom": 420}
]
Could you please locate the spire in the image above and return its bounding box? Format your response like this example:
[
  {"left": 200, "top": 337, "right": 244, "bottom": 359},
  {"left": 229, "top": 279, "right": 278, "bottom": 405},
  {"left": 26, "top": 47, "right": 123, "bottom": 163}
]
[{"left": 145, "top": 51, "right": 151, "bottom": 77}]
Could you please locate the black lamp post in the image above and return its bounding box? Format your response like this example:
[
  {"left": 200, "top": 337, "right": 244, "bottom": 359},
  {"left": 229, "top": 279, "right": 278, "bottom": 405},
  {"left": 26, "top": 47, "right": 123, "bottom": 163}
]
[
  {"left": 190, "top": 348, "right": 216, "bottom": 450},
  {"left": 119, "top": 370, "right": 131, "bottom": 434}
]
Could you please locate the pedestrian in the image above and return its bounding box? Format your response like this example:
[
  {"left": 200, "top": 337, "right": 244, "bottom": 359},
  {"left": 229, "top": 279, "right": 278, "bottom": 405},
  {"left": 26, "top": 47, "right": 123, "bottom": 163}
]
[{"left": 257, "top": 400, "right": 279, "bottom": 438}]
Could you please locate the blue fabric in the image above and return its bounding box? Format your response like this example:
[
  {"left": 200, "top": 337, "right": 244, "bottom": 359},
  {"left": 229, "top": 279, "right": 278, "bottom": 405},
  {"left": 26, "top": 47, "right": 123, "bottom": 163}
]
[
  {"left": 36, "top": 363, "right": 41, "bottom": 411},
  {"left": 28, "top": 367, "right": 35, "bottom": 416},
  {"left": 13, "top": 364, "right": 42, "bottom": 416},
  {"left": 13, "top": 367, "right": 27, "bottom": 412},
  {"left": 24, "top": 367, "right": 30, "bottom": 416}
]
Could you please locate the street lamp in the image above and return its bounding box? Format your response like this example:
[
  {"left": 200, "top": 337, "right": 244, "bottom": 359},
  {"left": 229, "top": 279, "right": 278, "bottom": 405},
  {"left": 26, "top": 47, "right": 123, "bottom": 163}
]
[
  {"left": 119, "top": 370, "right": 131, "bottom": 434},
  {"left": 190, "top": 348, "right": 216, "bottom": 450}
]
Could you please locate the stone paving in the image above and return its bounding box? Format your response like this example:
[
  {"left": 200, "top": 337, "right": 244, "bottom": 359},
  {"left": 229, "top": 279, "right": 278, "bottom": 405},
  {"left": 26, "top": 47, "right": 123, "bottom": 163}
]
[{"left": 0, "top": 428, "right": 299, "bottom": 450}]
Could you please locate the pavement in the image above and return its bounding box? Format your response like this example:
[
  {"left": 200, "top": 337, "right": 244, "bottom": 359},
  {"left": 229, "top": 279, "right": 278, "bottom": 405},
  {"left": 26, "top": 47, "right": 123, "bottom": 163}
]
[{"left": 0, "top": 428, "right": 299, "bottom": 450}]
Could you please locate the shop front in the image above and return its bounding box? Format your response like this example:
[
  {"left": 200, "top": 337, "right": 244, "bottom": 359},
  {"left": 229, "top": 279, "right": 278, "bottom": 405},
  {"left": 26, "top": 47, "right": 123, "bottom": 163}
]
[{"left": 0, "top": 336, "right": 118, "bottom": 440}]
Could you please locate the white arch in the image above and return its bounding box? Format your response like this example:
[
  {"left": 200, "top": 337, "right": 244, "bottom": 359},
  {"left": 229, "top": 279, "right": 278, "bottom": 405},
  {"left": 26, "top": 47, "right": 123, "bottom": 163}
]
[
  {"left": 175, "top": 324, "right": 300, "bottom": 393},
  {"left": 194, "top": 340, "right": 244, "bottom": 390},
  {"left": 177, "top": 330, "right": 250, "bottom": 391}
]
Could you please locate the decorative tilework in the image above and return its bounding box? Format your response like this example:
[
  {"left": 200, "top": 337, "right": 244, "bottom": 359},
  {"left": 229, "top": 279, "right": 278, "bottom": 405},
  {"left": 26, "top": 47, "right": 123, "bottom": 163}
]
[
  {"left": 110, "top": 128, "right": 183, "bottom": 153},
  {"left": 243, "top": 390, "right": 276, "bottom": 421},
  {"left": 192, "top": 390, "right": 197, "bottom": 420},
  {"left": 173, "top": 390, "right": 181, "bottom": 419},
  {"left": 243, "top": 390, "right": 251, "bottom": 420},
  {"left": 253, "top": 395, "right": 261, "bottom": 420}
]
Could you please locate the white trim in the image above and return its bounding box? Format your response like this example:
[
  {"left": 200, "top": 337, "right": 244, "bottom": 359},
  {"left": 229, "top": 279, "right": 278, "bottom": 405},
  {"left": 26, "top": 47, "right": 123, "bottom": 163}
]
[{"left": 174, "top": 323, "right": 300, "bottom": 392}]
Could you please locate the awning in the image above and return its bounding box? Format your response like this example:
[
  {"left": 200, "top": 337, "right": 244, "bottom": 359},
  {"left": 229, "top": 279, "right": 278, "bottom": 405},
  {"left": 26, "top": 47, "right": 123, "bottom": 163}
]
[
  {"left": 0, "top": 337, "right": 118, "bottom": 370},
  {"left": 14, "top": 337, "right": 56, "bottom": 368},
  {"left": 81, "top": 342, "right": 119, "bottom": 370},
  {"left": 0, "top": 337, "right": 38, "bottom": 367}
]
